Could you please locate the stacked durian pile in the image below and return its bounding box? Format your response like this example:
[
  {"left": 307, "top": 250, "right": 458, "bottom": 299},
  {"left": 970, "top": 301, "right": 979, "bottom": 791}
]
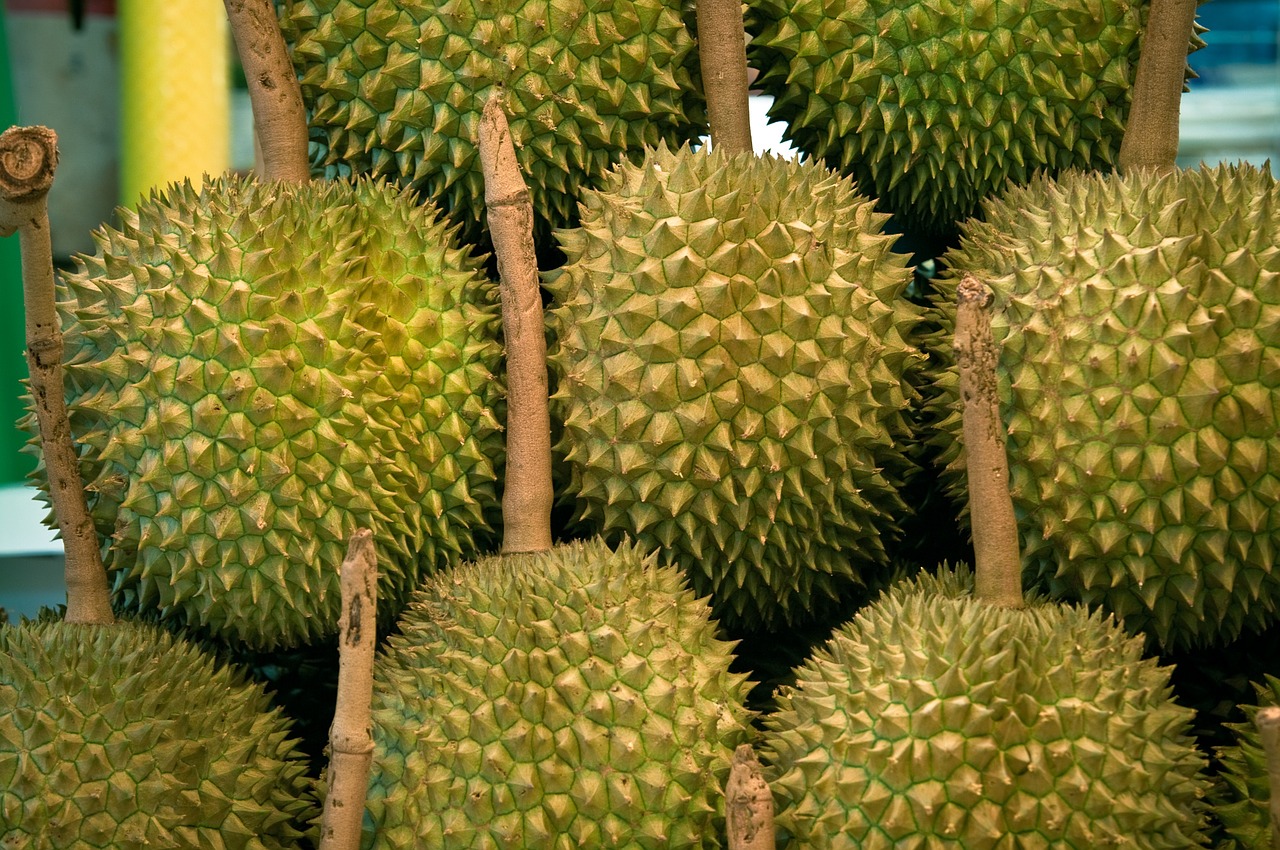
[{"left": 5, "top": 0, "right": 1280, "bottom": 847}]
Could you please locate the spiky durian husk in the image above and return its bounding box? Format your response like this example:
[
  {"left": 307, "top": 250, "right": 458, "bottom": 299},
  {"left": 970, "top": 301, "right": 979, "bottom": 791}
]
[
  {"left": 763, "top": 567, "right": 1212, "bottom": 849},
  {"left": 42, "top": 176, "right": 504, "bottom": 649},
  {"left": 0, "top": 620, "right": 318, "bottom": 848},
  {"left": 278, "top": 0, "right": 706, "bottom": 244},
  {"left": 545, "top": 144, "right": 925, "bottom": 630},
  {"left": 363, "top": 538, "right": 755, "bottom": 849},
  {"left": 926, "top": 164, "right": 1280, "bottom": 650},
  {"left": 747, "top": 0, "right": 1147, "bottom": 235},
  {"left": 1212, "top": 675, "right": 1280, "bottom": 850}
]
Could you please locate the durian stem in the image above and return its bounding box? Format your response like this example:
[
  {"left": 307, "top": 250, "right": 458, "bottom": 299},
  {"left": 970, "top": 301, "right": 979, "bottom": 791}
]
[
  {"left": 318, "top": 529, "right": 378, "bottom": 850},
  {"left": 0, "top": 126, "right": 114, "bottom": 626},
  {"left": 223, "top": 0, "right": 310, "bottom": 183},
  {"left": 478, "top": 96, "right": 554, "bottom": 555},
  {"left": 696, "top": 0, "right": 753, "bottom": 155},
  {"left": 1118, "top": 0, "right": 1197, "bottom": 173},
  {"left": 726, "top": 744, "right": 775, "bottom": 850},
  {"left": 954, "top": 273, "right": 1024, "bottom": 609},
  {"left": 1257, "top": 706, "right": 1280, "bottom": 850}
]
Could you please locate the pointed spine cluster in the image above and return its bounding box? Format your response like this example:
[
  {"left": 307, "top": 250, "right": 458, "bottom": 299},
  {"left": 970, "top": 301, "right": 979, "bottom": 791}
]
[
  {"left": 748, "top": 0, "right": 1145, "bottom": 233},
  {"left": 547, "top": 144, "right": 924, "bottom": 628},
  {"left": 44, "top": 176, "right": 504, "bottom": 648},
  {"left": 279, "top": 0, "right": 706, "bottom": 242},
  {"left": 364, "top": 538, "right": 754, "bottom": 849},
  {"left": 931, "top": 163, "right": 1280, "bottom": 648}
]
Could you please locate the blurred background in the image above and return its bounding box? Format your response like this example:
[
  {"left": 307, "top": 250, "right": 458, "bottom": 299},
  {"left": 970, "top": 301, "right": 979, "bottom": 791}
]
[{"left": 0, "top": 0, "right": 1278, "bottom": 619}]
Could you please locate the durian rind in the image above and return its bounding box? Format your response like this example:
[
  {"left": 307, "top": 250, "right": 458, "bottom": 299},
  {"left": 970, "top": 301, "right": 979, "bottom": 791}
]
[
  {"left": 747, "top": 0, "right": 1146, "bottom": 235},
  {"left": 927, "top": 164, "right": 1280, "bottom": 649},
  {"left": 764, "top": 567, "right": 1212, "bottom": 849},
  {"left": 364, "top": 537, "right": 755, "bottom": 849},
  {"left": 279, "top": 0, "right": 707, "bottom": 243},
  {"left": 1212, "top": 675, "right": 1280, "bottom": 850},
  {"left": 45, "top": 176, "right": 505, "bottom": 649},
  {"left": 0, "top": 620, "right": 318, "bottom": 848},
  {"left": 546, "top": 143, "right": 926, "bottom": 629}
]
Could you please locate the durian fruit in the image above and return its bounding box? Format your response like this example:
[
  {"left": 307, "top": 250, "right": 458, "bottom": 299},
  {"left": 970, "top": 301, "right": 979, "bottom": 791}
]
[
  {"left": 763, "top": 567, "right": 1213, "bottom": 849},
  {"left": 0, "top": 619, "right": 319, "bottom": 847},
  {"left": 927, "top": 163, "right": 1280, "bottom": 649},
  {"left": 278, "top": 0, "right": 707, "bottom": 243},
  {"left": 42, "top": 176, "right": 504, "bottom": 649},
  {"left": 546, "top": 143, "right": 926, "bottom": 629},
  {"left": 747, "top": 0, "right": 1149, "bottom": 235},
  {"left": 362, "top": 537, "right": 755, "bottom": 849},
  {"left": 1212, "top": 674, "right": 1280, "bottom": 850}
]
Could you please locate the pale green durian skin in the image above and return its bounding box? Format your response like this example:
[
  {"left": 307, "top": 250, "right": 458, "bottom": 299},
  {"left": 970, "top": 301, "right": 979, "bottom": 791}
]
[
  {"left": 0, "top": 620, "right": 318, "bottom": 849},
  {"left": 363, "top": 538, "right": 755, "bottom": 850},
  {"left": 546, "top": 143, "right": 926, "bottom": 630},
  {"left": 278, "top": 0, "right": 707, "bottom": 242},
  {"left": 747, "top": 0, "right": 1146, "bottom": 235},
  {"left": 928, "top": 164, "right": 1280, "bottom": 650},
  {"left": 47, "top": 176, "right": 505, "bottom": 649},
  {"left": 763, "top": 568, "right": 1212, "bottom": 849},
  {"left": 1212, "top": 675, "right": 1280, "bottom": 850}
]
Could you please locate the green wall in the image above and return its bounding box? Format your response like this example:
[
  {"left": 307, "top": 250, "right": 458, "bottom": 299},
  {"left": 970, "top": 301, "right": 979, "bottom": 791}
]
[{"left": 0, "top": 6, "right": 34, "bottom": 485}]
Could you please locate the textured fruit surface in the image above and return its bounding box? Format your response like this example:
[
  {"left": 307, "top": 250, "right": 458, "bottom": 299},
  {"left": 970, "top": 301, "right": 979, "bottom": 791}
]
[
  {"left": 928, "top": 164, "right": 1280, "bottom": 649},
  {"left": 0, "top": 620, "right": 318, "bottom": 848},
  {"left": 279, "top": 0, "right": 706, "bottom": 243},
  {"left": 546, "top": 144, "right": 925, "bottom": 629},
  {"left": 764, "top": 568, "right": 1212, "bottom": 849},
  {"left": 44, "top": 176, "right": 504, "bottom": 649},
  {"left": 1212, "top": 675, "right": 1280, "bottom": 850},
  {"left": 364, "top": 538, "right": 755, "bottom": 849},
  {"left": 747, "top": 0, "right": 1146, "bottom": 235}
]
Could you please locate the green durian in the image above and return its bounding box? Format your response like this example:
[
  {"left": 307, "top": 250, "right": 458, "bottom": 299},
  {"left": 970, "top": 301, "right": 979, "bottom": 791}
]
[
  {"left": 362, "top": 537, "right": 755, "bottom": 849},
  {"left": 0, "top": 620, "right": 318, "bottom": 848},
  {"left": 927, "top": 163, "right": 1280, "bottom": 649},
  {"left": 546, "top": 143, "right": 926, "bottom": 629},
  {"left": 278, "top": 0, "right": 707, "bottom": 244},
  {"left": 763, "top": 567, "right": 1213, "bottom": 849},
  {"left": 748, "top": 0, "right": 1152, "bottom": 235},
  {"left": 39, "top": 176, "right": 504, "bottom": 649},
  {"left": 1212, "top": 675, "right": 1280, "bottom": 850}
]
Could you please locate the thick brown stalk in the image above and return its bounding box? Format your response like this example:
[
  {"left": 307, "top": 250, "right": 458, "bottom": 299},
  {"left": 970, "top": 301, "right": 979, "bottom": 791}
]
[
  {"left": 318, "top": 529, "right": 378, "bottom": 850},
  {"left": 1118, "top": 0, "right": 1198, "bottom": 173},
  {"left": 696, "top": 0, "right": 753, "bottom": 154},
  {"left": 478, "top": 96, "right": 553, "bottom": 554},
  {"left": 1257, "top": 706, "right": 1280, "bottom": 850},
  {"left": 224, "top": 0, "right": 310, "bottom": 182},
  {"left": 726, "top": 744, "right": 775, "bottom": 850},
  {"left": 954, "top": 273, "right": 1024, "bottom": 608},
  {"left": 0, "top": 126, "right": 113, "bottom": 625}
]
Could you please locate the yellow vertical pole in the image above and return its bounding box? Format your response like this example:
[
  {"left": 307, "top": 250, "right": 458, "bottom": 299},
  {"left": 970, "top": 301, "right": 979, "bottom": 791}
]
[{"left": 119, "top": 0, "right": 230, "bottom": 206}]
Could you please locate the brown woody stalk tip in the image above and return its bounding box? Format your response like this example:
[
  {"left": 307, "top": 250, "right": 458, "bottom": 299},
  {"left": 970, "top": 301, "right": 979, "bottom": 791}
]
[
  {"left": 318, "top": 529, "right": 378, "bottom": 850},
  {"left": 1118, "top": 0, "right": 1198, "bottom": 173},
  {"left": 954, "top": 274, "right": 1024, "bottom": 608},
  {"left": 696, "top": 0, "right": 753, "bottom": 155},
  {"left": 0, "top": 126, "right": 113, "bottom": 625},
  {"left": 478, "top": 95, "right": 554, "bottom": 555},
  {"left": 224, "top": 0, "right": 310, "bottom": 183},
  {"left": 1257, "top": 706, "right": 1280, "bottom": 850},
  {"left": 726, "top": 744, "right": 775, "bottom": 850}
]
